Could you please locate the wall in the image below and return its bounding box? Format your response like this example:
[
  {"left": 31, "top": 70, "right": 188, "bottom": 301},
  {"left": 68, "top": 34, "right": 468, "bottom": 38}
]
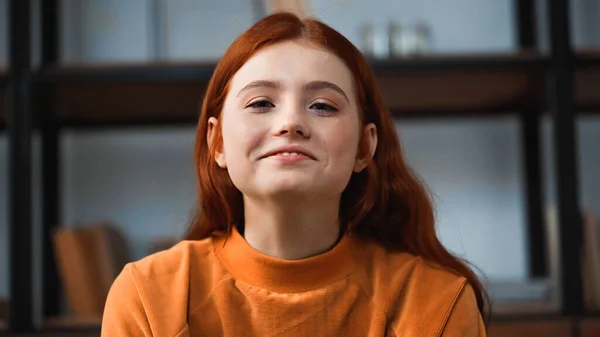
[
  {"left": 60, "top": 128, "right": 197, "bottom": 261},
  {"left": 58, "top": 0, "right": 261, "bottom": 62},
  {"left": 312, "top": 0, "right": 515, "bottom": 53},
  {"left": 397, "top": 117, "right": 527, "bottom": 279},
  {"left": 1, "top": 0, "right": 600, "bottom": 298}
]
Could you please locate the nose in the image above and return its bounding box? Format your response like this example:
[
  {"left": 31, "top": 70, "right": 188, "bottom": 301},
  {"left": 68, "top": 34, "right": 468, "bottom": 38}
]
[{"left": 273, "top": 105, "right": 311, "bottom": 138}]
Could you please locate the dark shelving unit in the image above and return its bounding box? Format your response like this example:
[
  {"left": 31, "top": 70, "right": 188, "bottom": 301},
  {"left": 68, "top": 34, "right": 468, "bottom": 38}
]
[
  {"left": 548, "top": 0, "right": 583, "bottom": 326},
  {"left": 0, "top": 70, "right": 7, "bottom": 130},
  {"left": 0, "top": 90, "right": 5, "bottom": 131},
  {"left": 7, "top": 0, "right": 34, "bottom": 333},
  {"left": 516, "top": 0, "right": 547, "bottom": 280},
  {"left": 576, "top": 48, "right": 600, "bottom": 67},
  {"left": 32, "top": 53, "right": 549, "bottom": 129},
  {"left": 2, "top": 0, "right": 598, "bottom": 335},
  {"left": 574, "top": 50, "right": 600, "bottom": 114}
]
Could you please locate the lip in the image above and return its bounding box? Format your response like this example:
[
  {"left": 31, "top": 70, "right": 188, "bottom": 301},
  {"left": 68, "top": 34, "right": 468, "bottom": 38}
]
[{"left": 260, "top": 145, "right": 316, "bottom": 160}]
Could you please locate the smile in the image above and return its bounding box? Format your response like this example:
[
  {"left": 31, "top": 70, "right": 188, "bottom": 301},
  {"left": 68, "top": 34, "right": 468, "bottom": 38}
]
[
  {"left": 267, "top": 152, "right": 311, "bottom": 163},
  {"left": 260, "top": 146, "right": 316, "bottom": 160}
]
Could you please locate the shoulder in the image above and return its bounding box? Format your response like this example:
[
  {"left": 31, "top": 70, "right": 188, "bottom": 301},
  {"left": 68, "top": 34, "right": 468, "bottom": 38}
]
[
  {"left": 104, "top": 237, "right": 220, "bottom": 336},
  {"left": 353, "top": 238, "right": 474, "bottom": 336},
  {"left": 125, "top": 237, "right": 225, "bottom": 304},
  {"left": 441, "top": 283, "right": 486, "bottom": 336},
  {"left": 355, "top": 237, "right": 467, "bottom": 299},
  {"left": 131, "top": 237, "right": 214, "bottom": 277}
]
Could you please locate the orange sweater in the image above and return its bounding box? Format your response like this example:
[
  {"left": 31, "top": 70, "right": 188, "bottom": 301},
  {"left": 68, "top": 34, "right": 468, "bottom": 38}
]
[{"left": 102, "top": 227, "right": 486, "bottom": 336}]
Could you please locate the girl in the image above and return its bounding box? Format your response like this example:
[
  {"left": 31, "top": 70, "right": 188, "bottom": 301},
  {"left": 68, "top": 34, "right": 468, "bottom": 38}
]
[{"left": 102, "top": 12, "right": 488, "bottom": 337}]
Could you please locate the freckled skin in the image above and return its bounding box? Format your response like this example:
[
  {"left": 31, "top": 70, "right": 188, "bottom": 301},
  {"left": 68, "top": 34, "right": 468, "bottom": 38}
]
[{"left": 212, "top": 40, "right": 371, "bottom": 201}]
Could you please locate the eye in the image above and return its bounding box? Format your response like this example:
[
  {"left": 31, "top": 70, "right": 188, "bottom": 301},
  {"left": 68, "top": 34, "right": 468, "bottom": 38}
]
[
  {"left": 246, "top": 99, "right": 275, "bottom": 111},
  {"left": 309, "top": 102, "right": 339, "bottom": 114}
]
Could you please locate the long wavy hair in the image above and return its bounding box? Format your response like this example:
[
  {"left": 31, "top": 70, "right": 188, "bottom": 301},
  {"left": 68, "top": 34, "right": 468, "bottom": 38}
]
[{"left": 186, "top": 12, "right": 489, "bottom": 323}]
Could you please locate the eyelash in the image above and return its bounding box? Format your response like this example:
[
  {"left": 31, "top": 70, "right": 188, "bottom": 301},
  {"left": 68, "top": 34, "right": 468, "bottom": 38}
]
[
  {"left": 245, "top": 100, "right": 339, "bottom": 115},
  {"left": 246, "top": 100, "right": 275, "bottom": 111}
]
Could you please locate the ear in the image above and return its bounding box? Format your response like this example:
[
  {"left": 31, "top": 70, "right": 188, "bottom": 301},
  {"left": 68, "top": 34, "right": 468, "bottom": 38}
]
[
  {"left": 353, "top": 123, "right": 378, "bottom": 173},
  {"left": 207, "top": 117, "right": 227, "bottom": 168}
]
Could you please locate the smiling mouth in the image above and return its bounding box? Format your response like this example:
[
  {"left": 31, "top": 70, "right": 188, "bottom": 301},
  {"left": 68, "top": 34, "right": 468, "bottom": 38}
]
[
  {"left": 272, "top": 152, "right": 306, "bottom": 157},
  {"left": 260, "top": 146, "right": 316, "bottom": 160},
  {"left": 264, "top": 151, "right": 312, "bottom": 163}
]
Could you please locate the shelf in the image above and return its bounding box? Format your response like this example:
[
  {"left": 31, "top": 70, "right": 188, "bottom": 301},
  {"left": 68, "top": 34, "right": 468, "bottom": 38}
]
[
  {"left": 0, "top": 69, "right": 6, "bottom": 130},
  {"left": 44, "top": 316, "right": 102, "bottom": 330},
  {"left": 0, "top": 71, "right": 8, "bottom": 86},
  {"left": 4, "top": 51, "right": 597, "bottom": 128},
  {"left": 33, "top": 53, "right": 548, "bottom": 127},
  {"left": 0, "top": 86, "right": 5, "bottom": 130},
  {"left": 575, "top": 50, "right": 600, "bottom": 113},
  {"left": 492, "top": 299, "right": 559, "bottom": 319},
  {"left": 487, "top": 317, "right": 600, "bottom": 337},
  {"left": 35, "top": 61, "right": 217, "bottom": 84},
  {"left": 369, "top": 50, "right": 548, "bottom": 74},
  {"left": 44, "top": 81, "right": 206, "bottom": 128},
  {"left": 0, "top": 297, "right": 6, "bottom": 332},
  {"left": 575, "top": 48, "right": 600, "bottom": 68},
  {"left": 35, "top": 51, "right": 548, "bottom": 83},
  {"left": 381, "top": 69, "right": 544, "bottom": 117},
  {"left": 575, "top": 68, "right": 600, "bottom": 112}
]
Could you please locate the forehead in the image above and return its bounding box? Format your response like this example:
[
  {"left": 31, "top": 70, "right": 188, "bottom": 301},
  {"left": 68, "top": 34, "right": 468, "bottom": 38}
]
[{"left": 228, "top": 40, "right": 355, "bottom": 95}]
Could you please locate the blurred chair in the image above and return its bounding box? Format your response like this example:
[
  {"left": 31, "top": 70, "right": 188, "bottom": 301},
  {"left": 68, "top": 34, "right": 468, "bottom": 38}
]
[{"left": 53, "top": 222, "right": 131, "bottom": 320}]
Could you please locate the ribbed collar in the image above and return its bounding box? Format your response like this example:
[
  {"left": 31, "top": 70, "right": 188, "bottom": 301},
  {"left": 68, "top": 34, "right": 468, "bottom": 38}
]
[{"left": 212, "top": 226, "right": 356, "bottom": 293}]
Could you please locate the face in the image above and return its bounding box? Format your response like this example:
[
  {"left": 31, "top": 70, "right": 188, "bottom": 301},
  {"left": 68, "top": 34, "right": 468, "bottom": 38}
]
[{"left": 208, "top": 40, "right": 377, "bottom": 202}]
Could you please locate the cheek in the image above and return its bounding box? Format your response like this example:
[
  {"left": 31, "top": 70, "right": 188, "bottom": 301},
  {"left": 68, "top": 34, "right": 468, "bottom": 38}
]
[
  {"left": 220, "top": 114, "right": 265, "bottom": 172},
  {"left": 322, "top": 123, "right": 360, "bottom": 165}
]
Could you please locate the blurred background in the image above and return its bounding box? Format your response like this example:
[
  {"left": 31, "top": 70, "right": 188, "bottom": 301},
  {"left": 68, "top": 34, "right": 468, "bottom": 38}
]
[{"left": 0, "top": 0, "right": 599, "bottom": 336}]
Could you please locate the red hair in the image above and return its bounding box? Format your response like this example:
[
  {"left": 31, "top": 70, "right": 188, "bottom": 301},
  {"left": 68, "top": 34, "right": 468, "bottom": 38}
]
[{"left": 186, "top": 12, "right": 489, "bottom": 323}]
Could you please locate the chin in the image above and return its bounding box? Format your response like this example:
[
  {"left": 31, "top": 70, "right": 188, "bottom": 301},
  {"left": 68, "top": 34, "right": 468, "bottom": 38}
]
[
  {"left": 266, "top": 183, "right": 313, "bottom": 196},
  {"left": 255, "top": 179, "right": 317, "bottom": 198}
]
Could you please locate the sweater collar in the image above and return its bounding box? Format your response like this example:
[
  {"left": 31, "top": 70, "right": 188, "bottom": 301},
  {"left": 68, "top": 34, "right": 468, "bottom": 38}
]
[{"left": 213, "top": 226, "right": 356, "bottom": 293}]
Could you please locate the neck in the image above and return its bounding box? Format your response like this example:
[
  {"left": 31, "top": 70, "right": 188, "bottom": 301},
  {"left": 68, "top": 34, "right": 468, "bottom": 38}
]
[{"left": 242, "top": 195, "right": 341, "bottom": 260}]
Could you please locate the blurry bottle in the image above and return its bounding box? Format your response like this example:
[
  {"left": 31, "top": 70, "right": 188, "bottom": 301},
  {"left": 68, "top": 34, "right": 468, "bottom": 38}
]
[
  {"left": 414, "top": 22, "right": 431, "bottom": 55},
  {"left": 359, "top": 22, "right": 374, "bottom": 57},
  {"left": 372, "top": 21, "right": 391, "bottom": 59},
  {"left": 389, "top": 22, "right": 403, "bottom": 57},
  {"left": 390, "top": 21, "right": 431, "bottom": 57}
]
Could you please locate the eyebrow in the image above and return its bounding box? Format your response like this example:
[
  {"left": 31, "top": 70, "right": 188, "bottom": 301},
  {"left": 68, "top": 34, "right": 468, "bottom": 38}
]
[
  {"left": 236, "top": 80, "right": 350, "bottom": 103},
  {"left": 236, "top": 80, "right": 281, "bottom": 97},
  {"left": 303, "top": 81, "right": 349, "bottom": 103}
]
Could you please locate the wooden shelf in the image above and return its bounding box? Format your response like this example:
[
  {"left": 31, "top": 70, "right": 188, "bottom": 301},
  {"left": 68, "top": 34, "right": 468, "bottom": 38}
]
[
  {"left": 34, "top": 61, "right": 217, "bottom": 84},
  {"left": 381, "top": 68, "right": 544, "bottom": 117},
  {"left": 44, "top": 80, "right": 207, "bottom": 128},
  {"left": 492, "top": 299, "right": 560, "bottom": 319},
  {"left": 575, "top": 68, "right": 600, "bottom": 112},
  {"left": 32, "top": 52, "right": 548, "bottom": 127},
  {"left": 487, "top": 318, "right": 600, "bottom": 337},
  {"left": 44, "top": 316, "right": 102, "bottom": 330},
  {"left": 0, "top": 86, "right": 5, "bottom": 130},
  {"left": 575, "top": 49, "right": 600, "bottom": 113},
  {"left": 0, "top": 73, "right": 8, "bottom": 86},
  {"left": 576, "top": 48, "right": 600, "bottom": 68},
  {"left": 0, "top": 70, "right": 6, "bottom": 130},
  {"left": 2, "top": 51, "right": 593, "bottom": 129},
  {"left": 33, "top": 62, "right": 211, "bottom": 128},
  {"left": 369, "top": 50, "right": 548, "bottom": 74},
  {"left": 34, "top": 51, "right": 547, "bottom": 82},
  {"left": 581, "top": 318, "right": 600, "bottom": 336},
  {"left": 489, "top": 319, "right": 572, "bottom": 337}
]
